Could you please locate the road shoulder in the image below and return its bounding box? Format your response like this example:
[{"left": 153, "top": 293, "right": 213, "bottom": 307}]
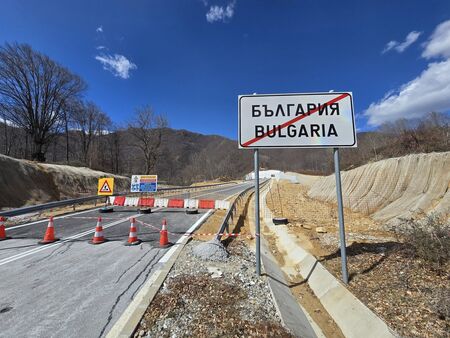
[{"left": 106, "top": 210, "right": 213, "bottom": 338}]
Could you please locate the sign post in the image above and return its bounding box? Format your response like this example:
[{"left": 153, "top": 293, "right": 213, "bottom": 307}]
[
  {"left": 254, "top": 149, "right": 261, "bottom": 276},
  {"left": 238, "top": 92, "right": 356, "bottom": 283},
  {"left": 334, "top": 148, "right": 348, "bottom": 283}
]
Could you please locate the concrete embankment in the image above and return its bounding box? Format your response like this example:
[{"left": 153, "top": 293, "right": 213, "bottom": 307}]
[{"left": 308, "top": 152, "right": 450, "bottom": 222}]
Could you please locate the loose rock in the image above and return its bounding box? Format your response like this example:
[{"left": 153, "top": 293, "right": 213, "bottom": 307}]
[{"left": 192, "top": 238, "right": 229, "bottom": 262}]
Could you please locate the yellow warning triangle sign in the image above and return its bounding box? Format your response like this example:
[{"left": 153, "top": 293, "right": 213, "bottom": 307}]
[
  {"left": 99, "top": 181, "right": 111, "bottom": 193},
  {"left": 98, "top": 177, "right": 114, "bottom": 196}
]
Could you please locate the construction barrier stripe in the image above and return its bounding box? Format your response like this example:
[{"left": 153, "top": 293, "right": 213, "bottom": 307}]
[
  {"left": 135, "top": 219, "right": 259, "bottom": 237},
  {"left": 113, "top": 196, "right": 126, "bottom": 206}
]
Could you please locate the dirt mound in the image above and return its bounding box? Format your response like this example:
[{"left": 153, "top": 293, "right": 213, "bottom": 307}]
[
  {"left": 0, "top": 154, "right": 130, "bottom": 209},
  {"left": 285, "top": 172, "right": 321, "bottom": 187},
  {"left": 308, "top": 152, "right": 450, "bottom": 222}
]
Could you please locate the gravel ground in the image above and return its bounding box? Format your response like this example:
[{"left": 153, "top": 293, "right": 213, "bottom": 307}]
[{"left": 136, "top": 239, "right": 294, "bottom": 338}]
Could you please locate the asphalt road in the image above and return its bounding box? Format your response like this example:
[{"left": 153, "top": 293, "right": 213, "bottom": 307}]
[{"left": 0, "top": 181, "right": 253, "bottom": 338}]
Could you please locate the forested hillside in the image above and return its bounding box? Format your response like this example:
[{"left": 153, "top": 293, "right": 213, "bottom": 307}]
[{"left": 1, "top": 112, "right": 448, "bottom": 185}]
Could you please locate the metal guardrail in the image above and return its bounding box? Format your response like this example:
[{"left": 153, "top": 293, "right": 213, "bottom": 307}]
[
  {"left": 0, "top": 181, "right": 239, "bottom": 218},
  {"left": 216, "top": 179, "right": 270, "bottom": 240}
]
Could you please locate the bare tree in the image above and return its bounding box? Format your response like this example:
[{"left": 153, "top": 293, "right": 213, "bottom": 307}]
[
  {"left": 129, "top": 106, "right": 168, "bottom": 174},
  {"left": 0, "top": 42, "right": 86, "bottom": 161},
  {"left": 105, "top": 124, "right": 122, "bottom": 174},
  {"left": 71, "top": 101, "right": 111, "bottom": 166}
]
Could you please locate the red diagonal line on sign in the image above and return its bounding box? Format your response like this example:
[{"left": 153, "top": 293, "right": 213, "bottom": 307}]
[{"left": 242, "top": 93, "right": 350, "bottom": 147}]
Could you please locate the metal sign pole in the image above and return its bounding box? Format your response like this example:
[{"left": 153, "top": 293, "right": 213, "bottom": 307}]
[
  {"left": 333, "top": 148, "right": 349, "bottom": 284},
  {"left": 254, "top": 149, "right": 261, "bottom": 276}
]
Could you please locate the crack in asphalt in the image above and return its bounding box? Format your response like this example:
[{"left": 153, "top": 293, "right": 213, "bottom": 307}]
[
  {"left": 129, "top": 251, "right": 164, "bottom": 301},
  {"left": 23, "top": 241, "right": 75, "bottom": 269},
  {"left": 24, "top": 244, "right": 65, "bottom": 268},
  {"left": 114, "top": 247, "right": 155, "bottom": 284},
  {"left": 97, "top": 250, "right": 162, "bottom": 338},
  {"left": 54, "top": 241, "right": 74, "bottom": 257}
]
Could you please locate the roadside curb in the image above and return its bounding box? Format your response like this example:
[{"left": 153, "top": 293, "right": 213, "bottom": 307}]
[
  {"left": 106, "top": 210, "right": 213, "bottom": 338},
  {"left": 261, "top": 180, "right": 398, "bottom": 338},
  {"left": 253, "top": 182, "right": 324, "bottom": 338},
  {"left": 260, "top": 234, "right": 324, "bottom": 338}
]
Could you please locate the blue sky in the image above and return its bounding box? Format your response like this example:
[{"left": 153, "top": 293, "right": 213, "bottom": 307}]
[{"left": 1, "top": 0, "right": 449, "bottom": 139}]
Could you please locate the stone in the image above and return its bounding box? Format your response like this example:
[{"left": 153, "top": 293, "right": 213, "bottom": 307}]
[
  {"left": 207, "top": 266, "right": 223, "bottom": 278},
  {"left": 316, "top": 226, "right": 327, "bottom": 233}
]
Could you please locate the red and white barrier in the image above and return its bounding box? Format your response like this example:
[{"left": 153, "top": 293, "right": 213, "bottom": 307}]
[
  {"left": 108, "top": 196, "right": 229, "bottom": 210},
  {"left": 113, "top": 196, "right": 126, "bottom": 206},
  {"left": 167, "top": 199, "right": 184, "bottom": 208},
  {"left": 215, "top": 200, "right": 230, "bottom": 210},
  {"left": 198, "top": 199, "right": 216, "bottom": 209},
  {"left": 184, "top": 199, "right": 198, "bottom": 209},
  {"left": 154, "top": 198, "right": 169, "bottom": 207},
  {"left": 124, "top": 197, "right": 139, "bottom": 207},
  {"left": 139, "top": 197, "right": 155, "bottom": 207}
]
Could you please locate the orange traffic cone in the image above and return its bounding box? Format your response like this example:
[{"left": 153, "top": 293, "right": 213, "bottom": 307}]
[
  {"left": 159, "top": 218, "right": 171, "bottom": 248},
  {"left": 0, "top": 216, "right": 10, "bottom": 241},
  {"left": 90, "top": 217, "right": 107, "bottom": 245},
  {"left": 125, "top": 217, "right": 141, "bottom": 246},
  {"left": 38, "top": 216, "right": 59, "bottom": 244}
]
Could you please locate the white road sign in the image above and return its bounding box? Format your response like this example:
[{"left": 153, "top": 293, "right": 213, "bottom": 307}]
[
  {"left": 238, "top": 92, "right": 357, "bottom": 148},
  {"left": 130, "top": 175, "right": 158, "bottom": 193}
]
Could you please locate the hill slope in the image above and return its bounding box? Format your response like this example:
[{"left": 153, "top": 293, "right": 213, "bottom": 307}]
[
  {"left": 0, "top": 154, "right": 129, "bottom": 209},
  {"left": 308, "top": 152, "right": 450, "bottom": 222}
]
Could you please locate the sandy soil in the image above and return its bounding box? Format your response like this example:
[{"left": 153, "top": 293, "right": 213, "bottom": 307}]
[
  {"left": 194, "top": 209, "right": 227, "bottom": 241},
  {"left": 195, "top": 189, "right": 253, "bottom": 242},
  {"left": 0, "top": 154, "right": 129, "bottom": 209}
]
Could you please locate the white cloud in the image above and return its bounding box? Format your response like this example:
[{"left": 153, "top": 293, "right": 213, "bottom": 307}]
[
  {"left": 366, "top": 20, "right": 450, "bottom": 126},
  {"left": 96, "top": 45, "right": 106, "bottom": 50},
  {"left": 206, "top": 1, "right": 235, "bottom": 23},
  {"left": 422, "top": 19, "right": 450, "bottom": 59},
  {"left": 364, "top": 59, "right": 450, "bottom": 126},
  {"left": 96, "top": 26, "right": 103, "bottom": 33},
  {"left": 382, "top": 31, "right": 422, "bottom": 53},
  {"left": 95, "top": 54, "right": 137, "bottom": 79}
]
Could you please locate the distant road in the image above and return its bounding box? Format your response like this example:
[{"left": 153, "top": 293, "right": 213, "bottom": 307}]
[{"left": 0, "top": 181, "right": 253, "bottom": 338}]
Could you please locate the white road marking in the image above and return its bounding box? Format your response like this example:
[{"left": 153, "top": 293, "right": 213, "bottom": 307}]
[{"left": 6, "top": 207, "right": 103, "bottom": 231}]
